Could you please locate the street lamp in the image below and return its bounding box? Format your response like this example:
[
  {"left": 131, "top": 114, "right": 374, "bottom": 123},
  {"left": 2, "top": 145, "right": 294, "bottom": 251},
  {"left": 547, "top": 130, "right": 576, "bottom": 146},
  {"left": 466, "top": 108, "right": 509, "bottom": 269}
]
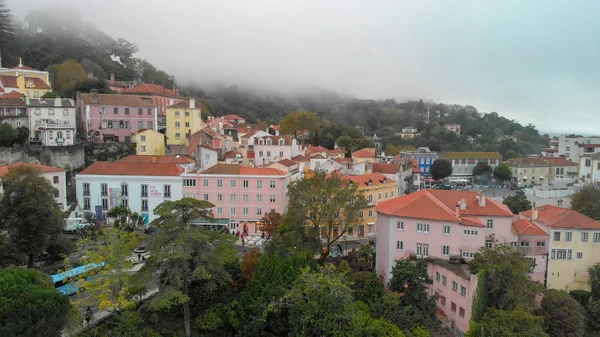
[{"left": 343, "top": 235, "right": 348, "bottom": 256}]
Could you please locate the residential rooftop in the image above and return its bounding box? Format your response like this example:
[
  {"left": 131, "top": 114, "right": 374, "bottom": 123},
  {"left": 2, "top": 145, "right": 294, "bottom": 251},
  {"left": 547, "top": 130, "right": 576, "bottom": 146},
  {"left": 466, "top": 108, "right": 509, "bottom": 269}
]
[
  {"left": 79, "top": 162, "right": 183, "bottom": 176},
  {"left": 0, "top": 162, "right": 65, "bottom": 176},
  {"left": 521, "top": 205, "right": 600, "bottom": 229}
]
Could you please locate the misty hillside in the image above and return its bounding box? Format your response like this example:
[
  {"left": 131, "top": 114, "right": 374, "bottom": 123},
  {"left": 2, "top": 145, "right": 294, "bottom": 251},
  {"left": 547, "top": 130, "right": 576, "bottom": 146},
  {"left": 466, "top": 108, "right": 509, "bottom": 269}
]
[{"left": 0, "top": 4, "right": 549, "bottom": 158}]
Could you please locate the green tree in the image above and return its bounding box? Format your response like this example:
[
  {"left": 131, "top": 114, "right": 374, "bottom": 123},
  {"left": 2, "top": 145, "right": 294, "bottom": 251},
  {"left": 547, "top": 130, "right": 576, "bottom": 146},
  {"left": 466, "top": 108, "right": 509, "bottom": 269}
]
[
  {"left": 571, "top": 185, "right": 600, "bottom": 220},
  {"left": 258, "top": 210, "right": 282, "bottom": 236},
  {"left": 358, "top": 244, "right": 375, "bottom": 272},
  {"left": 15, "top": 126, "right": 29, "bottom": 144},
  {"left": 55, "top": 59, "right": 87, "bottom": 92},
  {"left": 0, "top": 166, "right": 63, "bottom": 267},
  {"left": 147, "top": 198, "right": 236, "bottom": 337},
  {"left": 0, "top": 0, "right": 13, "bottom": 54},
  {"left": 536, "top": 289, "right": 585, "bottom": 337},
  {"left": 284, "top": 171, "right": 368, "bottom": 260},
  {"left": 503, "top": 190, "right": 532, "bottom": 214},
  {"left": 587, "top": 299, "right": 600, "bottom": 333},
  {"left": 387, "top": 259, "right": 437, "bottom": 325},
  {"left": 589, "top": 263, "right": 600, "bottom": 301},
  {"left": 468, "top": 309, "right": 548, "bottom": 337},
  {"left": 107, "top": 205, "right": 144, "bottom": 232},
  {"left": 472, "top": 161, "right": 492, "bottom": 177},
  {"left": 493, "top": 163, "right": 513, "bottom": 181},
  {"left": 41, "top": 91, "right": 57, "bottom": 98},
  {"left": 279, "top": 111, "right": 321, "bottom": 134},
  {"left": 470, "top": 243, "right": 542, "bottom": 311},
  {"left": 430, "top": 159, "right": 452, "bottom": 180},
  {"left": 61, "top": 78, "right": 114, "bottom": 98},
  {"left": 0, "top": 267, "right": 73, "bottom": 337},
  {"left": 0, "top": 123, "right": 17, "bottom": 146}
]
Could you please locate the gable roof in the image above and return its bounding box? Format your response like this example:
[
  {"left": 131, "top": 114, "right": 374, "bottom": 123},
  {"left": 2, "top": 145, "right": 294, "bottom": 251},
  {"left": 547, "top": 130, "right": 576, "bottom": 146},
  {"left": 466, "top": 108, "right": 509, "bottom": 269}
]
[
  {"left": 512, "top": 219, "right": 547, "bottom": 236},
  {"left": 0, "top": 75, "right": 18, "bottom": 87},
  {"left": 25, "top": 77, "right": 51, "bottom": 89},
  {"left": 78, "top": 93, "right": 155, "bottom": 107},
  {"left": 123, "top": 83, "right": 180, "bottom": 97},
  {"left": 544, "top": 157, "right": 578, "bottom": 167},
  {"left": 292, "top": 154, "right": 310, "bottom": 162},
  {"left": 352, "top": 148, "right": 376, "bottom": 158},
  {"left": 372, "top": 163, "right": 399, "bottom": 175},
  {"left": 521, "top": 205, "right": 600, "bottom": 229},
  {"left": 11, "top": 64, "right": 39, "bottom": 71},
  {"left": 79, "top": 161, "right": 183, "bottom": 176},
  {"left": 167, "top": 99, "right": 200, "bottom": 109},
  {"left": 0, "top": 96, "right": 26, "bottom": 106},
  {"left": 506, "top": 157, "right": 549, "bottom": 167},
  {"left": 1, "top": 91, "right": 25, "bottom": 98},
  {"left": 411, "top": 159, "right": 422, "bottom": 173},
  {"left": 277, "top": 159, "right": 297, "bottom": 167},
  {"left": 118, "top": 154, "right": 194, "bottom": 164},
  {"left": 427, "top": 190, "right": 513, "bottom": 216},
  {"left": 225, "top": 151, "right": 243, "bottom": 159},
  {"left": 443, "top": 152, "right": 502, "bottom": 160},
  {"left": 223, "top": 114, "right": 244, "bottom": 120},
  {"left": 0, "top": 162, "right": 65, "bottom": 176},
  {"left": 342, "top": 172, "right": 392, "bottom": 187}
]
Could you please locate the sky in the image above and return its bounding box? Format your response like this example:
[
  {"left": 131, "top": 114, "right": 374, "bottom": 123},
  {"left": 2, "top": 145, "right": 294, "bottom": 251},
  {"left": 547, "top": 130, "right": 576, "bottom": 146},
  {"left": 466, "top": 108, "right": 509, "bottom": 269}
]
[{"left": 7, "top": 0, "right": 600, "bottom": 134}]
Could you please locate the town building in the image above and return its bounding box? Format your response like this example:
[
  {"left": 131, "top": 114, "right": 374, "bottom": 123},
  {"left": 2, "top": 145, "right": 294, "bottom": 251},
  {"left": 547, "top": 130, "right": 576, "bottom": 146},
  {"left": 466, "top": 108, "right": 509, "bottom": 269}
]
[
  {"left": 76, "top": 91, "right": 158, "bottom": 142},
  {"left": 399, "top": 147, "right": 438, "bottom": 176},
  {"left": 396, "top": 127, "right": 419, "bottom": 138},
  {"left": 253, "top": 135, "right": 304, "bottom": 167},
  {"left": 122, "top": 83, "right": 183, "bottom": 115},
  {"left": 445, "top": 124, "right": 461, "bottom": 134},
  {"left": 541, "top": 147, "right": 558, "bottom": 157},
  {"left": 352, "top": 148, "right": 377, "bottom": 165},
  {"left": 521, "top": 205, "right": 600, "bottom": 291},
  {"left": 0, "top": 58, "right": 52, "bottom": 98},
  {"left": 223, "top": 114, "right": 246, "bottom": 124},
  {"left": 0, "top": 162, "right": 67, "bottom": 210},
  {"left": 105, "top": 73, "right": 135, "bottom": 93},
  {"left": 545, "top": 157, "right": 578, "bottom": 184},
  {"left": 181, "top": 163, "right": 290, "bottom": 233},
  {"left": 133, "top": 129, "right": 165, "bottom": 155},
  {"left": 0, "top": 95, "right": 27, "bottom": 129},
  {"left": 444, "top": 152, "right": 502, "bottom": 182},
  {"left": 578, "top": 153, "right": 600, "bottom": 184},
  {"left": 557, "top": 135, "right": 600, "bottom": 164},
  {"left": 76, "top": 161, "right": 185, "bottom": 223},
  {"left": 27, "top": 98, "right": 76, "bottom": 146},
  {"left": 118, "top": 154, "right": 196, "bottom": 172},
  {"left": 511, "top": 218, "right": 549, "bottom": 284},
  {"left": 165, "top": 99, "right": 203, "bottom": 147},
  {"left": 506, "top": 157, "right": 550, "bottom": 185},
  {"left": 196, "top": 145, "right": 219, "bottom": 172}
]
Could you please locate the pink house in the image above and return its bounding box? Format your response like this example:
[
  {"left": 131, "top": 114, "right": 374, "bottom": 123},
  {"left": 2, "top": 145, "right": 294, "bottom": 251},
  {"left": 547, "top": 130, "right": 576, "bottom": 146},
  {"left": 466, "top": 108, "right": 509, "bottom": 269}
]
[
  {"left": 511, "top": 218, "right": 549, "bottom": 283},
  {"left": 181, "top": 163, "right": 290, "bottom": 233},
  {"left": 76, "top": 91, "right": 158, "bottom": 142}
]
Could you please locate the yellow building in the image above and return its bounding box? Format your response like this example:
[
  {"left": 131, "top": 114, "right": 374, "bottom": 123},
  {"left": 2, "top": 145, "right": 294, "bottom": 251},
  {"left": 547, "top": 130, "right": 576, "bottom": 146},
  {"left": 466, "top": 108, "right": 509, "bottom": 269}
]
[
  {"left": 343, "top": 172, "right": 397, "bottom": 237},
  {"left": 0, "top": 58, "right": 52, "bottom": 98},
  {"left": 522, "top": 205, "right": 600, "bottom": 291},
  {"left": 165, "top": 98, "right": 203, "bottom": 146},
  {"left": 135, "top": 129, "right": 166, "bottom": 155}
]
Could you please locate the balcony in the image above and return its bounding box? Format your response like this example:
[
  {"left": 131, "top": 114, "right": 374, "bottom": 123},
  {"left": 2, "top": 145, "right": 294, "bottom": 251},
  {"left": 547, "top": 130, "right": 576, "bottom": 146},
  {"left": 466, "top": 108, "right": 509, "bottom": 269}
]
[
  {"left": 37, "top": 119, "right": 73, "bottom": 129},
  {"left": 55, "top": 138, "right": 65, "bottom": 144}
]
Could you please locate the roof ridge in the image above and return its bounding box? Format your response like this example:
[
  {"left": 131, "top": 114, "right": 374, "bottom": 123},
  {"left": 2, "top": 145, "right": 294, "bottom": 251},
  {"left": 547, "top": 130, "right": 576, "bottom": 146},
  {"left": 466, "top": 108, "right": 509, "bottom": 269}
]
[{"left": 423, "top": 190, "right": 461, "bottom": 221}]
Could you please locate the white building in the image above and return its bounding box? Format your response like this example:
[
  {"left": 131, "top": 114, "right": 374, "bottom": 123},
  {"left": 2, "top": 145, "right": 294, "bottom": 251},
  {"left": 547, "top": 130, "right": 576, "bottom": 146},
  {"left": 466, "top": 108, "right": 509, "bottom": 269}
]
[
  {"left": 396, "top": 127, "right": 419, "bottom": 138},
  {"left": 579, "top": 153, "right": 600, "bottom": 184},
  {"left": 27, "top": 97, "right": 76, "bottom": 146},
  {"left": 0, "top": 162, "right": 67, "bottom": 210},
  {"left": 558, "top": 135, "right": 600, "bottom": 164},
  {"left": 76, "top": 161, "right": 184, "bottom": 224},
  {"left": 253, "top": 135, "right": 304, "bottom": 166}
]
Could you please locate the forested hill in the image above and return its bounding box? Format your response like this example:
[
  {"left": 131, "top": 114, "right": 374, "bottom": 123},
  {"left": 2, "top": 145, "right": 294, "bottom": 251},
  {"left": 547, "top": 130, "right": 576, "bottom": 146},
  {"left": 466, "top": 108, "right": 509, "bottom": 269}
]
[{"left": 0, "top": 2, "right": 549, "bottom": 159}]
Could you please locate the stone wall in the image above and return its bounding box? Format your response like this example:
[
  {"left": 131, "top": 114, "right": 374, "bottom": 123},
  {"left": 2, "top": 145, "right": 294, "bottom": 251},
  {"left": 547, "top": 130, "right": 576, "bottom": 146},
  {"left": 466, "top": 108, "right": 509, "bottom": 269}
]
[{"left": 0, "top": 143, "right": 86, "bottom": 170}]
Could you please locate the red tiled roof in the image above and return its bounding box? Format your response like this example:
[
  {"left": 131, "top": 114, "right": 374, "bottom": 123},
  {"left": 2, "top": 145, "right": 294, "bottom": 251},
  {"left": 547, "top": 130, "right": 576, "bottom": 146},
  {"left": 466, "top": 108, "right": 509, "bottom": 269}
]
[
  {"left": 372, "top": 163, "right": 399, "bottom": 175},
  {"left": 79, "top": 93, "right": 155, "bottom": 107},
  {"left": 311, "top": 154, "right": 326, "bottom": 160},
  {"left": 0, "top": 86, "right": 3, "bottom": 93},
  {"left": 342, "top": 172, "right": 393, "bottom": 186},
  {"left": 292, "top": 154, "right": 310, "bottom": 162},
  {"left": 427, "top": 190, "right": 513, "bottom": 217},
  {"left": 118, "top": 154, "right": 194, "bottom": 164},
  {"left": 507, "top": 157, "right": 549, "bottom": 167},
  {"left": 461, "top": 216, "right": 486, "bottom": 228},
  {"left": 247, "top": 151, "right": 255, "bottom": 159},
  {"left": 277, "top": 159, "right": 297, "bottom": 167},
  {"left": 542, "top": 148, "right": 558, "bottom": 153},
  {"left": 255, "top": 134, "right": 293, "bottom": 145},
  {"left": 307, "top": 145, "right": 327, "bottom": 154},
  {"left": 521, "top": 205, "right": 600, "bottom": 229},
  {"left": 352, "top": 148, "right": 376, "bottom": 158},
  {"left": 512, "top": 219, "right": 547, "bottom": 236},
  {"left": 223, "top": 114, "right": 244, "bottom": 120},
  {"left": 25, "top": 77, "right": 50, "bottom": 89},
  {"left": 225, "top": 151, "right": 242, "bottom": 159},
  {"left": 545, "top": 157, "right": 578, "bottom": 167},
  {"left": 411, "top": 159, "right": 422, "bottom": 173},
  {"left": 11, "top": 64, "right": 38, "bottom": 71},
  {"left": 240, "top": 167, "right": 286, "bottom": 176},
  {"left": 578, "top": 144, "right": 600, "bottom": 148},
  {"left": 333, "top": 157, "right": 352, "bottom": 164},
  {"left": 123, "top": 83, "right": 180, "bottom": 97},
  {"left": 167, "top": 99, "right": 200, "bottom": 109},
  {"left": 0, "top": 91, "right": 25, "bottom": 99},
  {"left": 79, "top": 162, "right": 183, "bottom": 176},
  {"left": 0, "top": 162, "right": 65, "bottom": 176},
  {"left": 272, "top": 125, "right": 280, "bottom": 131},
  {"left": 0, "top": 75, "right": 18, "bottom": 87}
]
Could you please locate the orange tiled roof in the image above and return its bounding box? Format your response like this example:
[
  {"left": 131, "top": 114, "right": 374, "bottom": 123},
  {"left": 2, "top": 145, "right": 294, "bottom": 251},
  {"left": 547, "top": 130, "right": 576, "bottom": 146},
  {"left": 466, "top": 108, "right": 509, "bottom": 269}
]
[
  {"left": 545, "top": 157, "right": 578, "bottom": 167},
  {"left": 167, "top": 99, "right": 201, "bottom": 109},
  {"left": 118, "top": 154, "right": 194, "bottom": 164},
  {"left": 372, "top": 163, "right": 399, "bottom": 175},
  {"left": 225, "top": 151, "right": 242, "bottom": 159},
  {"left": 342, "top": 172, "right": 393, "bottom": 186},
  {"left": 79, "top": 162, "right": 183, "bottom": 176},
  {"left": 461, "top": 216, "right": 486, "bottom": 227},
  {"left": 307, "top": 145, "right": 327, "bottom": 154},
  {"left": 411, "top": 159, "right": 422, "bottom": 173},
  {"left": 11, "top": 64, "right": 38, "bottom": 71},
  {"left": 223, "top": 114, "right": 244, "bottom": 120},
  {"left": 352, "top": 148, "right": 376, "bottom": 158},
  {"left": 240, "top": 167, "right": 286, "bottom": 176},
  {"left": 427, "top": 190, "right": 513, "bottom": 217},
  {"left": 124, "top": 83, "right": 180, "bottom": 97},
  {"left": 25, "top": 77, "right": 50, "bottom": 89},
  {"left": 292, "top": 154, "right": 310, "bottom": 162},
  {"left": 333, "top": 157, "right": 352, "bottom": 164},
  {"left": 311, "top": 154, "right": 326, "bottom": 160},
  {"left": 79, "top": 93, "right": 155, "bottom": 107},
  {"left": 521, "top": 205, "right": 600, "bottom": 229},
  {"left": 277, "top": 159, "right": 297, "bottom": 167},
  {"left": 0, "top": 75, "right": 18, "bottom": 87},
  {"left": 507, "top": 157, "right": 549, "bottom": 167},
  {"left": 512, "top": 219, "right": 547, "bottom": 235},
  {"left": 0, "top": 162, "right": 65, "bottom": 176},
  {"left": 247, "top": 151, "right": 255, "bottom": 159}
]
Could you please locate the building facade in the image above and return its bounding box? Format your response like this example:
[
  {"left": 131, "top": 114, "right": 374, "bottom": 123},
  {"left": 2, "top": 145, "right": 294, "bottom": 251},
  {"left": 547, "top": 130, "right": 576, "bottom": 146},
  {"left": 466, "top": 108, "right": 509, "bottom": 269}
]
[
  {"left": 506, "top": 157, "right": 550, "bottom": 185},
  {"left": 445, "top": 124, "right": 461, "bottom": 134},
  {"left": 399, "top": 147, "right": 438, "bottom": 176},
  {"left": 578, "top": 153, "right": 600, "bottom": 184},
  {"left": 134, "top": 129, "right": 165, "bottom": 155},
  {"left": 557, "top": 135, "right": 600, "bottom": 164},
  {"left": 0, "top": 95, "right": 28, "bottom": 129},
  {"left": 252, "top": 135, "right": 304, "bottom": 167},
  {"left": 76, "top": 91, "right": 158, "bottom": 142},
  {"left": 545, "top": 157, "right": 578, "bottom": 183},
  {"left": 0, "top": 163, "right": 67, "bottom": 210},
  {"left": 27, "top": 98, "right": 76, "bottom": 146},
  {"left": 0, "top": 59, "right": 52, "bottom": 98},
  {"left": 122, "top": 83, "right": 184, "bottom": 116},
  {"left": 165, "top": 99, "right": 203, "bottom": 146},
  {"left": 444, "top": 152, "right": 502, "bottom": 182}
]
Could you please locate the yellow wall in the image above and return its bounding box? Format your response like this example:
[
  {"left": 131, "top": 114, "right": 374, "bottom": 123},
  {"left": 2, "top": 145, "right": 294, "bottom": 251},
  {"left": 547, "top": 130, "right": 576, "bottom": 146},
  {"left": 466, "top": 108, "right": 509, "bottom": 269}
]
[
  {"left": 136, "top": 130, "right": 165, "bottom": 155},
  {"left": 4, "top": 70, "right": 51, "bottom": 97},
  {"left": 353, "top": 180, "right": 397, "bottom": 236},
  {"left": 547, "top": 228, "right": 600, "bottom": 291},
  {"left": 166, "top": 106, "right": 203, "bottom": 145}
]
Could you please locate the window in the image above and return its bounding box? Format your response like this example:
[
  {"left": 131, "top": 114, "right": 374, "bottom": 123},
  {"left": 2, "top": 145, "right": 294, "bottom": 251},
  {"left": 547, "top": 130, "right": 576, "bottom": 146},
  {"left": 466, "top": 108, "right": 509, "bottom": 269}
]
[
  {"left": 586, "top": 159, "right": 592, "bottom": 167},
  {"left": 270, "top": 180, "right": 276, "bottom": 188},
  {"left": 124, "top": 108, "right": 129, "bottom": 115},
  {"left": 243, "top": 180, "right": 249, "bottom": 188},
  {"left": 267, "top": 151, "right": 271, "bottom": 157},
  {"left": 416, "top": 243, "right": 429, "bottom": 258},
  {"left": 202, "top": 194, "right": 209, "bottom": 201},
  {"left": 217, "top": 207, "right": 223, "bottom": 215},
  {"left": 140, "top": 135, "right": 147, "bottom": 142},
  {"left": 279, "top": 151, "right": 284, "bottom": 158},
  {"left": 51, "top": 175, "right": 59, "bottom": 184},
  {"left": 175, "top": 122, "right": 181, "bottom": 128},
  {"left": 442, "top": 245, "right": 450, "bottom": 256},
  {"left": 368, "top": 210, "right": 373, "bottom": 217},
  {"left": 459, "top": 307, "right": 465, "bottom": 318},
  {"left": 436, "top": 272, "right": 441, "bottom": 281},
  {"left": 121, "top": 183, "right": 128, "bottom": 197},
  {"left": 83, "top": 183, "right": 90, "bottom": 196},
  {"left": 443, "top": 225, "right": 450, "bottom": 235},
  {"left": 566, "top": 232, "right": 572, "bottom": 242},
  {"left": 460, "top": 286, "right": 467, "bottom": 297},
  {"left": 520, "top": 241, "right": 530, "bottom": 247},
  {"left": 175, "top": 111, "right": 180, "bottom": 117},
  {"left": 47, "top": 108, "right": 54, "bottom": 115},
  {"left": 148, "top": 108, "right": 152, "bottom": 115},
  {"left": 442, "top": 276, "right": 447, "bottom": 285},
  {"left": 464, "top": 229, "right": 478, "bottom": 236},
  {"left": 259, "top": 151, "right": 263, "bottom": 156},
  {"left": 594, "top": 233, "right": 600, "bottom": 242},
  {"left": 396, "top": 241, "right": 404, "bottom": 251},
  {"left": 217, "top": 180, "right": 223, "bottom": 187},
  {"left": 582, "top": 232, "right": 589, "bottom": 242},
  {"left": 49, "top": 131, "right": 54, "bottom": 139},
  {"left": 99, "top": 183, "right": 108, "bottom": 196},
  {"left": 368, "top": 195, "right": 373, "bottom": 203},
  {"left": 101, "top": 107, "right": 107, "bottom": 115},
  {"left": 148, "top": 121, "right": 153, "bottom": 129},
  {"left": 136, "top": 121, "right": 142, "bottom": 129},
  {"left": 485, "top": 239, "right": 493, "bottom": 248},
  {"left": 270, "top": 195, "right": 276, "bottom": 203},
  {"left": 359, "top": 211, "right": 364, "bottom": 218},
  {"left": 577, "top": 252, "right": 583, "bottom": 259},
  {"left": 440, "top": 296, "right": 446, "bottom": 305},
  {"left": 183, "top": 179, "right": 196, "bottom": 187},
  {"left": 217, "top": 194, "right": 223, "bottom": 202},
  {"left": 243, "top": 208, "right": 249, "bottom": 215},
  {"left": 203, "top": 179, "right": 209, "bottom": 187},
  {"left": 378, "top": 193, "right": 382, "bottom": 200},
  {"left": 138, "top": 108, "right": 143, "bottom": 115},
  {"left": 164, "top": 185, "right": 171, "bottom": 198},
  {"left": 554, "top": 232, "right": 561, "bottom": 241},
  {"left": 556, "top": 249, "right": 568, "bottom": 260},
  {"left": 417, "top": 223, "right": 430, "bottom": 233},
  {"left": 551, "top": 249, "right": 556, "bottom": 259},
  {"left": 257, "top": 180, "right": 263, "bottom": 188},
  {"left": 230, "top": 194, "right": 236, "bottom": 202},
  {"left": 486, "top": 219, "right": 494, "bottom": 229},
  {"left": 101, "top": 198, "right": 108, "bottom": 210},
  {"left": 141, "top": 199, "right": 148, "bottom": 212},
  {"left": 257, "top": 208, "right": 263, "bottom": 216},
  {"left": 185, "top": 111, "right": 190, "bottom": 117},
  {"left": 462, "top": 251, "right": 476, "bottom": 258},
  {"left": 451, "top": 302, "right": 457, "bottom": 312},
  {"left": 175, "top": 133, "right": 180, "bottom": 139},
  {"left": 452, "top": 281, "right": 458, "bottom": 291},
  {"left": 83, "top": 197, "right": 90, "bottom": 210},
  {"left": 121, "top": 198, "right": 129, "bottom": 207},
  {"left": 243, "top": 194, "right": 249, "bottom": 202},
  {"left": 536, "top": 241, "right": 546, "bottom": 247},
  {"left": 230, "top": 180, "right": 236, "bottom": 188},
  {"left": 113, "top": 107, "right": 119, "bottom": 114},
  {"left": 397, "top": 221, "right": 404, "bottom": 230},
  {"left": 141, "top": 184, "right": 148, "bottom": 197},
  {"left": 230, "top": 208, "right": 236, "bottom": 215},
  {"left": 568, "top": 249, "right": 572, "bottom": 260},
  {"left": 101, "top": 121, "right": 107, "bottom": 129},
  {"left": 257, "top": 195, "right": 263, "bottom": 203}
]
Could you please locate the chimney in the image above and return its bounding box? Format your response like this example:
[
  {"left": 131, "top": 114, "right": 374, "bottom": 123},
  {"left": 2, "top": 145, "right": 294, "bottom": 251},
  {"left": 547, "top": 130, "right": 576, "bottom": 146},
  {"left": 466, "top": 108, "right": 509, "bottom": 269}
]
[
  {"left": 110, "top": 73, "right": 115, "bottom": 83},
  {"left": 455, "top": 203, "right": 460, "bottom": 218},
  {"left": 190, "top": 98, "right": 195, "bottom": 109},
  {"left": 460, "top": 199, "right": 467, "bottom": 210},
  {"left": 531, "top": 206, "right": 538, "bottom": 220},
  {"left": 478, "top": 193, "right": 486, "bottom": 207},
  {"left": 90, "top": 89, "right": 99, "bottom": 104}
]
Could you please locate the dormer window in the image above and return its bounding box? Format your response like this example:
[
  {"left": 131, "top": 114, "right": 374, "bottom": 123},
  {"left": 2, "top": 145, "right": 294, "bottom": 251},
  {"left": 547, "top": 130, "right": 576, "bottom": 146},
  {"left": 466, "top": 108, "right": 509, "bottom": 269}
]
[
  {"left": 367, "top": 179, "right": 373, "bottom": 186},
  {"left": 28, "top": 80, "right": 34, "bottom": 87},
  {"left": 259, "top": 139, "right": 264, "bottom": 145},
  {"left": 279, "top": 139, "right": 284, "bottom": 145},
  {"left": 266, "top": 139, "right": 272, "bottom": 145}
]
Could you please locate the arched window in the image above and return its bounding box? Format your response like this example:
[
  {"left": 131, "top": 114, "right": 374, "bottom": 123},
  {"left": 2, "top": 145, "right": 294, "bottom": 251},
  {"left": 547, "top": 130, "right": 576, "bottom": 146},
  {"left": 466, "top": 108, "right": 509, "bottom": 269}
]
[{"left": 560, "top": 168, "right": 564, "bottom": 175}]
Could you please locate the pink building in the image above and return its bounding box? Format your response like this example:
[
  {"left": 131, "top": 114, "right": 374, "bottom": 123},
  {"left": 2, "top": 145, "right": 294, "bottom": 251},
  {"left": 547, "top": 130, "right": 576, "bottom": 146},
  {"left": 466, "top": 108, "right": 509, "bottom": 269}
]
[
  {"left": 181, "top": 163, "right": 290, "bottom": 233},
  {"left": 76, "top": 91, "right": 158, "bottom": 142},
  {"left": 511, "top": 218, "right": 549, "bottom": 283},
  {"left": 253, "top": 135, "right": 304, "bottom": 167}
]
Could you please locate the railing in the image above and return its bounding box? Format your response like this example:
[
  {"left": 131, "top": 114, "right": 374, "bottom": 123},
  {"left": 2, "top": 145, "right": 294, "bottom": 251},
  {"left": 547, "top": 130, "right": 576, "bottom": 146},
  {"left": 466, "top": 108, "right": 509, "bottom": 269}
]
[{"left": 56, "top": 138, "right": 65, "bottom": 143}]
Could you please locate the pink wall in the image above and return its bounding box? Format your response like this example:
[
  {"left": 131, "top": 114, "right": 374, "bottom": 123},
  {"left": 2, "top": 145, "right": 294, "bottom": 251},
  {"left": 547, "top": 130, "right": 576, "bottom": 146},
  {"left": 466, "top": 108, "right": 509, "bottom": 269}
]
[
  {"left": 376, "top": 214, "right": 391, "bottom": 280},
  {"left": 486, "top": 216, "right": 515, "bottom": 244},
  {"left": 78, "top": 101, "right": 158, "bottom": 141}
]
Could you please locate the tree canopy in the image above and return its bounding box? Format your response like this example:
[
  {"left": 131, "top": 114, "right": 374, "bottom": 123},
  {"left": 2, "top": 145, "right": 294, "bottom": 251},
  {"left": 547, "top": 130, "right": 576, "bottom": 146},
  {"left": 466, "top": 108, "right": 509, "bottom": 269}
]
[
  {"left": 493, "top": 163, "right": 513, "bottom": 181},
  {"left": 537, "top": 289, "right": 586, "bottom": 337},
  {"left": 571, "top": 185, "right": 600, "bottom": 220},
  {"left": 473, "top": 161, "right": 492, "bottom": 177},
  {"left": 430, "top": 159, "right": 453, "bottom": 180},
  {"left": 503, "top": 190, "right": 532, "bottom": 214},
  {"left": 468, "top": 309, "right": 548, "bottom": 337}
]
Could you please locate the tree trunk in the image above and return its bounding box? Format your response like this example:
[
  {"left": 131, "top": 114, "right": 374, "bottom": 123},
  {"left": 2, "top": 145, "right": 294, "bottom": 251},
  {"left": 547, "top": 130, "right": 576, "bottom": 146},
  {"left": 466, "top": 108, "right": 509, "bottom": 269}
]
[{"left": 183, "top": 276, "right": 191, "bottom": 337}]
